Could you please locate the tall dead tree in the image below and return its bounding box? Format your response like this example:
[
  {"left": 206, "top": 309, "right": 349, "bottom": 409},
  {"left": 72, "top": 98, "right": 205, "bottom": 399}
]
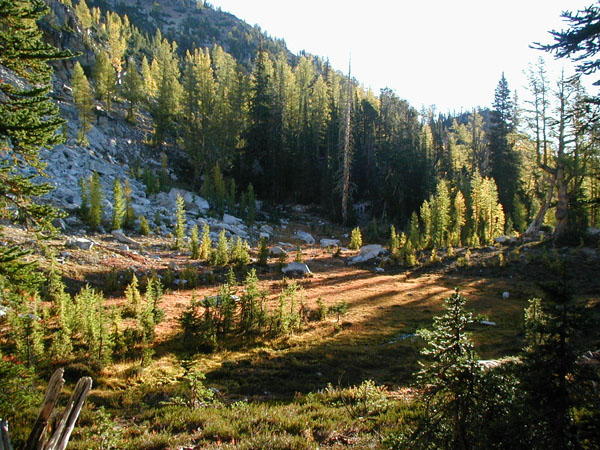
[
  {"left": 524, "top": 63, "right": 579, "bottom": 241},
  {"left": 340, "top": 59, "right": 352, "bottom": 225}
]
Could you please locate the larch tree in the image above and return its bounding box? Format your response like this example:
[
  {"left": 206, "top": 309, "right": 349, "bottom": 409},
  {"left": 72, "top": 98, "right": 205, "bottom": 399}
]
[
  {"left": 181, "top": 48, "right": 217, "bottom": 186},
  {"left": 74, "top": 0, "right": 92, "bottom": 30},
  {"left": 72, "top": 61, "right": 94, "bottom": 145},
  {"left": 0, "top": 0, "right": 72, "bottom": 291},
  {"left": 121, "top": 57, "right": 144, "bottom": 122},
  {"left": 150, "top": 30, "right": 182, "bottom": 148},
  {"left": 93, "top": 50, "right": 115, "bottom": 106}
]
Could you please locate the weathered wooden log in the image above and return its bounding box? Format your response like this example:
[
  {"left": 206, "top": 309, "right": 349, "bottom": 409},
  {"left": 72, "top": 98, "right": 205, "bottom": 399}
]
[
  {"left": 43, "top": 376, "right": 92, "bottom": 450},
  {"left": 24, "top": 369, "right": 65, "bottom": 450},
  {"left": 1, "top": 419, "right": 14, "bottom": 450},
  {"left": 0, "top": 368, "right": 91, "bottom": 450}
]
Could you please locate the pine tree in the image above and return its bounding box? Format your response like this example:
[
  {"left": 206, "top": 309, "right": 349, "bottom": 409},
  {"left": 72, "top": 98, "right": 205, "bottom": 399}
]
[
  {"left": 125, "top": 273, "right": 142, "bottom": 316},
  {"left": 105, "top": 11, "right": 130, "bottom": 76},
  {"left": 140, "top": 55, "right": 157, "bottom": 98},
  {"left": 139, "top": 215, "right": 150, "bottom": 235},
  {"left": 123, "top": 178, "right": 135, "bottom": 229},
  {"left": 257, "top": 236, "right": 269, "bottom": 266},
  {"left": 247, "top": 183, "right": 256, "bottom": 225},
  {"left": 150, "top": 30, "right": 182, "bottom": 147},
  {"left": 489, "top": 74, "right": 520, "bottom": 223},
  {"left": 431, "top": 180, "right": 451, "bottom": 248},
  {"left": 88, "top": 171, "right": 103, "bottom": 230},
  {"left": 420, "top": 199, "right": 433, "bottom": 249},
  {"left": 93, "top": 50, "right": 115, "bottom": 106},
  {"left": 174, "top": 194, "right": 186, "bottom": 250},
  {"left": 199, "top": 223, "right": 212, "bottom": 261},
  {"left": 212, "top": 230, "right": 229, "bottom": 266},
  {"left": 451, "top": 190, "right": 467, "bottom": 247},
  {"left": 0, "top": 0, "right": 73, "bottom": 293},
  {"left": 72, "top": 61, "right": 94, "bottom": 145},
  {"left": 349, "top": 227, "right": 363, "bottom": 250},
  {"left": 212, "top": 164, "right": 226, "bottom": 216},
  {"left": 190, "top": 224, "right": 200, "bottom": 259},
  {"left": 79, "top": 175, "right": 90, "bottom": 219},
  {"left": 74, "top": 0, "right": 92, "bottom": 30},
  {"left": 121, "top": 57, "right": 144, "bottom": 122},
  {"left": 408, "top": 211, "right": 421, "bottom": 250},
  {"left": 412, "top": 289, "right": 481, "bottom": 449},
  {"left": 111, "top": 178, "right": 125, "bottom": 231},
  {"left": 243, "top": 48, "right": 274, "bottom": 196}
]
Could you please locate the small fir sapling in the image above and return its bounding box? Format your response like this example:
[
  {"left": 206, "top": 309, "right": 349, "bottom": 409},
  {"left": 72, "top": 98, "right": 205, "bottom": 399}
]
[
  {"left": 199, "top": 223, "right": 212, "bottom": 261},
  {"left": 139, "top": 215, "right": 150, "bottom": 235},
  {"left": 190, "top": 224, "right": 200, "bottom": 259},
  {"left": 349, "top": 227, "right": 363, "bottom": 250},
  {"left": 174, "top": 194, "right": 186, "bottom": 249},
  {"left": 111, "top": 178, "right": 126, "bottom": 231},
  {"left": 257, "top": 236, "right": 269, "bottom": 266},
  {"left": 89, "top": 172, "right": 104, "bottom": 230}
]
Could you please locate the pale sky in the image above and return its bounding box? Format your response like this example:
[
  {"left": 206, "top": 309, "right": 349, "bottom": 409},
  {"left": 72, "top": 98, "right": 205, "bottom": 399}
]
[{"left": 209, "top": 0, "right": 594, "bottom": 113}]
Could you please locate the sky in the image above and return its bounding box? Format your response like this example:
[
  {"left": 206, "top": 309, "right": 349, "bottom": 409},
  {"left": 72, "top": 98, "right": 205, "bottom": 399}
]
[{"left": 209, "top": 0, "right": 594, "bottom": 113}]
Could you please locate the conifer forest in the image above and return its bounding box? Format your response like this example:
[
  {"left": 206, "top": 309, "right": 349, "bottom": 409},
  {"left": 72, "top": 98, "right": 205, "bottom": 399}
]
[{"left": 1, "top": 0, "right": 600, "bottom": 449}]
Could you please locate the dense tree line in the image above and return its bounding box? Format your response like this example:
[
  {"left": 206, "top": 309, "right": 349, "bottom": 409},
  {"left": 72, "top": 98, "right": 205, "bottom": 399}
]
[{"left": 64, "top": 0, "right": 600, "bottom": 241}]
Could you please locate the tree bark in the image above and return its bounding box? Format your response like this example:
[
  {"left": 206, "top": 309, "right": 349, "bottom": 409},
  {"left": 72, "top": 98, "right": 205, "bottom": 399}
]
[
  {"left": 25, "top": 369, "right": 65, "bottom": 450},
  {"left": 524, "top": 171, "right": 557, "bottom": 238}
]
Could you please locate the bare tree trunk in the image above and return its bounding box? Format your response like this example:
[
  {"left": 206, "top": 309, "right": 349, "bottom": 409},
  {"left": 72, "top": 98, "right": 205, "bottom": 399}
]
[
  {"left": 554, "top": 163, "right": 569, "bottom": 240},
  {"left": 525, "top": 170, "right": 557, "bottom": 238},
  {"left": 341, "top": 60, "right": 352, "bottom": 225},
  {"left": 44, "top": 376, "right": 92, "bottom": 450},
  {"left": 0, "top": 369, "right": 91, "bottom": 450},
  {"left": 1, "top": 419, "right": 13, "bottom": 450},
  {"left": 25, "top": 369, "right": 65, "bottom": 450}
]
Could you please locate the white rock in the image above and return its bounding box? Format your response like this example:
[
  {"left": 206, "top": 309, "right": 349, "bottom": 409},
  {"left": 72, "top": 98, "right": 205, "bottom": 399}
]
[
  {"left": 375, "top": 267, "right": 385, "bottom": 273},
  {"left": 67, "top": 237, "right": 94, "bottom": 250},
  {"left": 294, "top": 230, "right": 315, "bottom": 244},
  {"left": 269, "top": 246, "right": 287, "bottom": 256},
  {"left": 223, "top": 213, "right": 244, "bottom": 226},
  {"left": 260, "top": 224, "right": 274, "bottom": 235},
  {"left": 349, "top": 244, "right": 385, "bottom": 264},
  {"left": 481, "top": 320, "right": 497, "bottom": 326},
  {"left": 502, "top": 291, "right": 510, "bottom": 299},
  {"left": 320, "top": 238, "right": 341, "bottom": 247},
  {"left": 111, "top": 229, "right": 140, "bottom": 247},
  {"left": 281, "top": 262, "right": 312, "bottom": 276}
]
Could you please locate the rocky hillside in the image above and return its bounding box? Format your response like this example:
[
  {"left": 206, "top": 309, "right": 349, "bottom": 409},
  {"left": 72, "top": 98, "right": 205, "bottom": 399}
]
[
  {"left": 6, "top": 0, "right": 274, "bottom": 245},
  {"left": 86, "top": 0, "right": 291, "bottom": 65}
]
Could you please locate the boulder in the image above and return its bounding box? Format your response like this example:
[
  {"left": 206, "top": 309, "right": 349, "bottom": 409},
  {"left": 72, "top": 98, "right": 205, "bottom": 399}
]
[
  {"left": 111, "top": 229, "right": 140, "bottom": 248},
  {"left": 260, "top": 224, "right": 274, "bottom": 235},
  {"left": 269, "top": 246, "right": 287, "bottom": 257},
  {"left": 349, "top": 244, "right": 385, "bottom": 264},
  {"left": 494, "top": 235, "right": 509, "bottom": 244},
  {"left": 320, "top": 238, "right": 341, "bottom": 247},
  {"left": 281, "top": 262, "right": 312, "bottom": 277},
  {"left": 588, "top": 227, "right": 600, "bottom": 236},
  {"left": 66, "top": 237, "right": 94, "bottom": 250},
  {"left": 294, "top": 230, "right": 315, "bottom": 244},
  {"left": 223, "top": 214, "right": 244, "bottom": 226}
]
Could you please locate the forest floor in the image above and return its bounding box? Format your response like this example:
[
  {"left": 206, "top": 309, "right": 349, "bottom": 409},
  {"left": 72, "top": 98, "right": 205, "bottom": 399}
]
[{"left": 4, "top": 210, "right": 600, "bottom": 448}]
